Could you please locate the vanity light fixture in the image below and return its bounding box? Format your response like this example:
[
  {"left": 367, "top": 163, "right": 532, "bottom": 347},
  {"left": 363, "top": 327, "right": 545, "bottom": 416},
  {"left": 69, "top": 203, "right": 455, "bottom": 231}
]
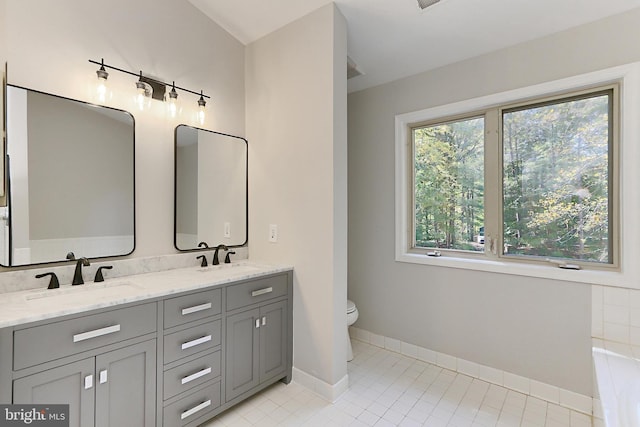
[
  {"left": 198, "top": 90, "right": 206, "bottom": 124},
  {"left": 95, "top": 58, "right": 109, "bottom": 103},
  {"left": 168, "top": 81, "right": 178, "bottom": 117},
  {"left": 89, "top": 58, "right": 210, "bottom": 117}
]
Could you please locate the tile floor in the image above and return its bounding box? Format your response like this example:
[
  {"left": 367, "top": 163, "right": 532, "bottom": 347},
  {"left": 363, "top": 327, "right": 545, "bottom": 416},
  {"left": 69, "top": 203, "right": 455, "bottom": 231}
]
[{"left": 201, "top": 340, "right": 593, "bottom": 427}]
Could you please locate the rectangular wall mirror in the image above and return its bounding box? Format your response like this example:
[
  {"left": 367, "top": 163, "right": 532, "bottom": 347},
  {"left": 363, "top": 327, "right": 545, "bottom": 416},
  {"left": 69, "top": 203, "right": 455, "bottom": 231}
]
[
  {"left": 2, "top": 85, "right": 135, "bottom": 267},
  {"left": 174, "top": 125, "right": 247, "bottom": 250}
]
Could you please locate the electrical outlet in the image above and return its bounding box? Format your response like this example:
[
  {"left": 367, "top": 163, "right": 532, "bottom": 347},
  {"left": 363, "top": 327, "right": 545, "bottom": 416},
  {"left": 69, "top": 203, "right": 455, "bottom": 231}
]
[
  {"left": 224, "top": 222, "right": 231, "bottom": 238},
  {"left": 269, "top": 224, "right": 278, "bottom": 243}
]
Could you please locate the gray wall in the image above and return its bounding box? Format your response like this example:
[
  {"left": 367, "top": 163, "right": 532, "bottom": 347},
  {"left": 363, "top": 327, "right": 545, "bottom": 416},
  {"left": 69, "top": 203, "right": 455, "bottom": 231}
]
[
  {"left": 176, "top": 141, "right": 198, "bottom": 236},
  {"left": 348, "top": 7, "right": 640, "bottom": 396},
  {"left": 27, "top": 91, "right": 133, "bottom": 239},
  {"left": 1, "top": 0, "right": 245, "bottom": 265}
]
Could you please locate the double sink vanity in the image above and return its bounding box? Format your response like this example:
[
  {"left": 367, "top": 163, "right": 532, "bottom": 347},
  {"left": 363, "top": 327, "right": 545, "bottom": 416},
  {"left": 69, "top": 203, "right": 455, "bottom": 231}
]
[
  {"left": 0, "top": 71, "right": 280, "bottom": 426},
  {"left": 0, "top": 262, "right": 293, "bottom": 427}
]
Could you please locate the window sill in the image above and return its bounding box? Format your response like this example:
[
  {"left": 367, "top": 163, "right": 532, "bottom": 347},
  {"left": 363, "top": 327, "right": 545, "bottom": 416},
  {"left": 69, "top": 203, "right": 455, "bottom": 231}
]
[{"left": 396, "top": 252, "right": 635, "bottom": 289}]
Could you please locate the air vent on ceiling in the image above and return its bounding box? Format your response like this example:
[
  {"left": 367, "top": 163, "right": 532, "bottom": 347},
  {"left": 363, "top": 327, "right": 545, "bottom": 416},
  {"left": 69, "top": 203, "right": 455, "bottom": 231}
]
[
  {"left": 347, "top": 56, "right": 364, "bottom": 80},
  {"left": 417, "top": 0, "right": 440, "bottom": 10}
]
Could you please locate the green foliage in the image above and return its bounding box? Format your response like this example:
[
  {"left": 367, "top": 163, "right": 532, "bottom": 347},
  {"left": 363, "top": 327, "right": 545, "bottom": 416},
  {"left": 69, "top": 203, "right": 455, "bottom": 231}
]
[
  {"left": 502, "top": 93, "right": 611, "bottom": 262},
  {"left": 414, "top": 117, "right": 484, "bottom": 251},
  {"left": 413, "top": 91, "right": 612, "bottom": 263}
]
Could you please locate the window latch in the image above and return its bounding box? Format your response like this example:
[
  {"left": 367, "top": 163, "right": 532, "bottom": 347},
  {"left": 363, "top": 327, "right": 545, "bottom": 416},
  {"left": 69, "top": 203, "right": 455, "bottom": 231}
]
[{"left": 546, "top": 259, "right": 582, "bottom": 270}]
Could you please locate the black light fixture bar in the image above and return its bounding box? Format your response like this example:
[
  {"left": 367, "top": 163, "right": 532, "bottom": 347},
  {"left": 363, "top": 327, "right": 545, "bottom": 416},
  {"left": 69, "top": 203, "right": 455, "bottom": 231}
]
[{"left": 88, "top": 58, "right": 210, "bottom": 99}]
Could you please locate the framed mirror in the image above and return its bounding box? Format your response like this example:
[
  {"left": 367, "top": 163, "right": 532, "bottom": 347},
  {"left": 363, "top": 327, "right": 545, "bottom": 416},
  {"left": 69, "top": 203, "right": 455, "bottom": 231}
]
[
  {"left": 174, "top": 125, "right": 247, "bottom": 250},
  {"left": 2, "top": 85, "right": 135, "bottom": 267}
]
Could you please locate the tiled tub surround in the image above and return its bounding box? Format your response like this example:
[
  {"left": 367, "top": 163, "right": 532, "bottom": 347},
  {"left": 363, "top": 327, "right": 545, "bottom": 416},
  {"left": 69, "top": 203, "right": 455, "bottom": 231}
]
[
  {"left": 349, "top": 327, "right": 595, "bottom": 419},
  {"left": 0, "top": 248, "right": 248, "bottom": 295},
  {"left": 591, "top": 285, "right": 640, "bottom": 427}
]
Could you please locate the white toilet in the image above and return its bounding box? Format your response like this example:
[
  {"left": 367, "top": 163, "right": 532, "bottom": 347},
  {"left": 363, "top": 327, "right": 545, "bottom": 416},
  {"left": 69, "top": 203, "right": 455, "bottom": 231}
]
[{"left": 346, "top": 299, "right": 359, "bottom": 361}]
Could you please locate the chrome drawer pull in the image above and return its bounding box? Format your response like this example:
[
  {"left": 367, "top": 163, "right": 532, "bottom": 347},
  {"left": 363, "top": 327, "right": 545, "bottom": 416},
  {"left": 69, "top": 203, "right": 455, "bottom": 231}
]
[
  {"left": 181, "top": 302, "right": 212, "bottom": 316},
  {"left": 181, "top": 367, "right": 212, "bottom": 385},
  {"left": 251, "top": 287, "right": 273, "bottom": 297},
  {"left": 181, "top": 335, "right": 212, "bottom": 350},
  {"left": 181, "top": 400, "right": 211, "bottom": 420},
  {"left": 73, "top": 324, "right": 121, "bottom": 343}
]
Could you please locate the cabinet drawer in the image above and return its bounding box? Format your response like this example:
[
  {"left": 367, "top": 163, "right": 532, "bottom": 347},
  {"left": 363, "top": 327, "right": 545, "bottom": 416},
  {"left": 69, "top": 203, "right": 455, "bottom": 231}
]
[
  {"left": 14, "top": 303, "right": 157, "bottom": 370},
  {"left": 226, "top": 275, "right": 288, "bottom": 311},
  {"left": 164, "top": 289, "right": 221, "bottom": 329},
  {"left": 163, "top": 320, "right": 221, "bottom": 364},
  {"left": 163, "top": 381, "right": 220, "bottom": 427},
  {"left": 164, "top": 351, "right": 221, "bottom": 400}
]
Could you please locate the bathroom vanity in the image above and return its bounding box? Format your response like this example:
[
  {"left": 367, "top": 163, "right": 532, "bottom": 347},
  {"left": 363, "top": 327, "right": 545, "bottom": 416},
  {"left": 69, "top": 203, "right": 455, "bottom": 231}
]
[{"left": 0, "top": 262, "right": 293, "bottom": 427}]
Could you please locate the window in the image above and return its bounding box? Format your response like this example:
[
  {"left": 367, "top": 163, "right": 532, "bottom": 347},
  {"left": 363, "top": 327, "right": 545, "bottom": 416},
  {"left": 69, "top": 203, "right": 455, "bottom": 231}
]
[
  {"left": 502, "top": 91, "right": 613, "bottom": 264},
  {"left": 412, "top": 117, "right": 484, "bottom": 252},
  {"left": 408, "top": 86, "right": 617, "bottom": 268}
]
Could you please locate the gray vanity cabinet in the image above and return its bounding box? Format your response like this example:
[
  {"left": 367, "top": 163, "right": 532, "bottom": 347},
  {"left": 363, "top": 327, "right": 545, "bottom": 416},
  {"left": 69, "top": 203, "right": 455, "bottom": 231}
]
[
  {"left": 9, "top": 302, "right": 157, "bottom": 427},
  {"left": 0, "top": 269, "right": 293, "bottom": 427},
  {"left": 12, "top": 339, "right": 156, "bottom": 427},
  {"left": 225, "top": 275, "right": 291, "bottom": 403},
  {"left": 95, "top": 340, "right": 157, "bottom": 427},
  {"left": 13, "top": 358, "right": 95, "bottom": 427}
]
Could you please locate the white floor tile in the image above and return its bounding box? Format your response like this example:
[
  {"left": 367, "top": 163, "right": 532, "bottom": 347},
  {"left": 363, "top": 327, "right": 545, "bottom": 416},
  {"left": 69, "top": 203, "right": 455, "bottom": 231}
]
[{"left": 199, "top": 340, "right": 591, "bottom": 426}]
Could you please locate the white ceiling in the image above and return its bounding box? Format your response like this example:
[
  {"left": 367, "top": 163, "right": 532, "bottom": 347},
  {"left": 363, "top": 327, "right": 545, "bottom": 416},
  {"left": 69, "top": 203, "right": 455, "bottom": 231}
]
[{"left": 188, "top": 0, "right": 640, "bottom": 93}]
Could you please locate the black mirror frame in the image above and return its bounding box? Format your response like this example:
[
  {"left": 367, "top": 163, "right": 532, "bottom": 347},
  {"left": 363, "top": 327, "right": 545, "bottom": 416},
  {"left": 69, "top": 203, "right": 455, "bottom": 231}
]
[{"left": 173, "top": 124, "right": 248, "bottom": 253}]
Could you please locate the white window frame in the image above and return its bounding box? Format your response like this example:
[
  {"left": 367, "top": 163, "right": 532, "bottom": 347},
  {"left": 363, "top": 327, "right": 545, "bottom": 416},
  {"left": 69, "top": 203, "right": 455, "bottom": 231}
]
[{"left": 395, "top": 63, "right": 640, "bottom": 288}]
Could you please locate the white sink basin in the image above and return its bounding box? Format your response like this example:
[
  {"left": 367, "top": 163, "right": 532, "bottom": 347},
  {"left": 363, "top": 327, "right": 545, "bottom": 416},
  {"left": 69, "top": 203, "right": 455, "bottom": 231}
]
[
  {"left": 24, "top": 281, "right": 137, "bottom": 301},
  {"left": 593, "top": 346, "right": 640, "bottom": 427}
]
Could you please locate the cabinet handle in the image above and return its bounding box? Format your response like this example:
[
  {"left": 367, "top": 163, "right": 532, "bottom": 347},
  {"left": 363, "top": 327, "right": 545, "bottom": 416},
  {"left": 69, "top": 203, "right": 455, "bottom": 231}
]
[
  {"left": 181, "top": 400, "right": 211, "bottom": 420},
  {"left": 73, "top": 324, "right": 121, "bottom": 343},
  {"left": 84, "top": 375, "right": 93, "bottom": 390},
  {"left": 181, "top": 335, "right": 212, "bottom": 350},
  {"left": 251, "top": 287, "right": 273, "bottom": 297},
  {"left": 99, "top": 370, "right": 108, "bottom": 384},
  {"left": 262, "top": 316, "right": 267, "bottom": 326},
  {"left": 255, "top": 318, "right": 260, "bottom": 329},
  {"left": 181, "top": 367, "right": 212, "bottom": 385},
  {"left": 181, "top": 302, "right": 212, "bottom": 316}
]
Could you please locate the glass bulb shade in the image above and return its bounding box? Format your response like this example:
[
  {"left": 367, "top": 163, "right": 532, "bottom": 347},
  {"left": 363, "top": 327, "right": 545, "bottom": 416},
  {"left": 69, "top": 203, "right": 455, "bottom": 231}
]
[
  {"left": 135, "top": 81, "right": 148, "bottom": 110},
  {"left": 198, "top": 95, "right": 206, "bottom": 124},
  {"left": 95, "top": 67, "right": 109, "bottom": 103}
]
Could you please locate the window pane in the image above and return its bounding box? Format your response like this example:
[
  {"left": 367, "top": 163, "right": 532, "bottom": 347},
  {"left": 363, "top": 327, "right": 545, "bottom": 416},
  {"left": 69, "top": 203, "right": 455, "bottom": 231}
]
[
  {"left": 502, "top": 91, "right": 612, "bottom": 263},
  {"left": 413, "top": 117, "right": 484, "bottom": 251}
]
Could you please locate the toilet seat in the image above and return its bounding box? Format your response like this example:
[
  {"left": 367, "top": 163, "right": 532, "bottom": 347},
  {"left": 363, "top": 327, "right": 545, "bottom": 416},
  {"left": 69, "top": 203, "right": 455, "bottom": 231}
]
[{"left": 347, "top": 299, "right": 356, "bottom": 314}]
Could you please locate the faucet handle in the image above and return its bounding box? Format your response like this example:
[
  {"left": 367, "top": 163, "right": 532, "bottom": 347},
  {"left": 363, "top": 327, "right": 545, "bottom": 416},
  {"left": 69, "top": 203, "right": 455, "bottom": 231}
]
[
  {"left": 197, "top": 241, "right": 209, "bottom": 249},
  {"left": 94, "top": 266, "right": 113, "bottom": 282},
  {"left": 224, "top": 251, "right": 236, "bottom": 264},
  {"left": 66, "top": 252, "right": 76, "bottom": 260},
  {"left": 36, "top": 272, "right": 60, "bottom": 289},
  {"left": 196, "top": 255, "right": 208, "bottom": 267}
]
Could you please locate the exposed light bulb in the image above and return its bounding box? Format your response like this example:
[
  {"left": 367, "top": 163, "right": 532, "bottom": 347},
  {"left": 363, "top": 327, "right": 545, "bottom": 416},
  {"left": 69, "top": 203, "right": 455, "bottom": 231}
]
[
  {"left": 168, "top": 82, "right": 178, "bottom": 118},
  {"left": 136, "top": 81, "right": 146, "bottom": 110},
  {"left": 198, "top": 91, "right": 206, "bottom": 124},
  {"left": 95, "top": 59, "right": 109, "bottom": 103}
]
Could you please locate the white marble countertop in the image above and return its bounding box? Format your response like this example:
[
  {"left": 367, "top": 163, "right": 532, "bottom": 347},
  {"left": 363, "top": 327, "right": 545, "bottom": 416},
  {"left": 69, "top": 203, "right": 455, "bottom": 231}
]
[{"left": 0, "top": 261, "right": 292, "bottom": 329}]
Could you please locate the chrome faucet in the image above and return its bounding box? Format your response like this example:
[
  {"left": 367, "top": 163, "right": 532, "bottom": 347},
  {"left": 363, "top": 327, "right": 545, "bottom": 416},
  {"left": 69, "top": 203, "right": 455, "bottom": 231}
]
[{"left": 72, "top": 257, "right": 90, "bottom": 285}]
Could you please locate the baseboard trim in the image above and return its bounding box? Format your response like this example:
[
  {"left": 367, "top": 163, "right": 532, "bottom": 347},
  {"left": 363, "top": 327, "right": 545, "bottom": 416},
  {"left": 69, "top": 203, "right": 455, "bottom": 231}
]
[
  {"left": 350, "top": 326, "right": 595, "bottom": 416},
  {"left": 292, "top": 367, "right": 349, "bottom": 403}
]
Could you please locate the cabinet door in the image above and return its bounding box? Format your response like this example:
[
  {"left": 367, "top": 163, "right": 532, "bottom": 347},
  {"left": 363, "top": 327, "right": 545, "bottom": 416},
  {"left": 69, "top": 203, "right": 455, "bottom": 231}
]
[
  {"left": 225, "top": 308, "right": 259, "bottom": 401},
  {"left": 13, "top": 358, "right": 95, "bottom": 427},
  {"left": 259, "top": 300, "right": 288, "bottom": 383},
  {"left": 95, "top": 340, "right": 156, "bottom": 427}
]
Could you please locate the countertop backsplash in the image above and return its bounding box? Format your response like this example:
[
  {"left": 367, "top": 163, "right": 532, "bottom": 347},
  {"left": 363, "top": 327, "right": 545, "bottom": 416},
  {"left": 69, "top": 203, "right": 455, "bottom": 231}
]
[{"left": 0, "top": 247, "right": 249, "bottom": 294}]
